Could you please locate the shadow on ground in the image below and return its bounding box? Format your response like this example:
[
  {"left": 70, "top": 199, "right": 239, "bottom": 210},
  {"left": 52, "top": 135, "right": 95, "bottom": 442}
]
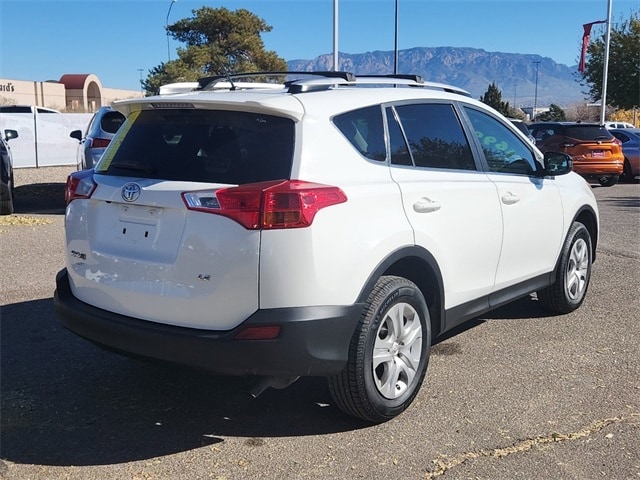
[
  {"left": 1, "top": 294, "right": 555, "bottom": 466},
  {"left": 13, "top": 182, "right": 66, "bottom": 214},
  {"left": 0, "top": 299, "right": 367, "bottom": 466}
]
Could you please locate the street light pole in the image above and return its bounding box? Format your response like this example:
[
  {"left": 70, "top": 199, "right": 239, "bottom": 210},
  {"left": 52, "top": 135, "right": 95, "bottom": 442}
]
[
  {"left": 137, "top": 68, "right": 144, "bottom": 96},
  {"left": 394, "top": 0, "right": 399, "bottom": 75},
  {"left": 533, "top": 61, "right": 540, "bottom": 121},
  {"left": 166, "top": 0, "right": 177, "bottom": 62}
]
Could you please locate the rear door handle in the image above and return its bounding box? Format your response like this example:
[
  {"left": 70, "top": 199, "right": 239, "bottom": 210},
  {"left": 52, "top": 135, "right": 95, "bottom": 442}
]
[{"left": 413, "top": 197, "right": 441, "bottom": 213}]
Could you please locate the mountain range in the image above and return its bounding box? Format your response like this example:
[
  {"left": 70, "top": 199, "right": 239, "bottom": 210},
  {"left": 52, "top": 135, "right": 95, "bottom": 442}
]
[{"left": 287, "top": 47, "right": 590, "bottom": 109}]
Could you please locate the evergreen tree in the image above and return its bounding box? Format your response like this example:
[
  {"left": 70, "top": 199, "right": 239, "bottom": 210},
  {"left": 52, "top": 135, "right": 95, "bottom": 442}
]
[
  {"left": 480, "top": 82, "right": 512, "bottom": 117},
  {"left": 142, "top": 7, "right": 287, "bottom": 95},
  {"left": 535, "top": 104, "right": 567, "bottom": 121}
]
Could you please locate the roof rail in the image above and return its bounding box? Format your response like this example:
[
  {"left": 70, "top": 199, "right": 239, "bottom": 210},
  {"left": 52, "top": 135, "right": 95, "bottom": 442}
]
[
  {"left": 198, "top": 71, "right": 356, "bottom": 90},
  {"left": 193, "top": 71, "right": 470, "bottom": 97}
]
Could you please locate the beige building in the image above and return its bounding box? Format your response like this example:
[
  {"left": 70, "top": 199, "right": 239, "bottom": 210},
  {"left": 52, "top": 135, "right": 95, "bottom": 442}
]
[{"left": 0, "top": 74, "right": 143, "bottom": 112}]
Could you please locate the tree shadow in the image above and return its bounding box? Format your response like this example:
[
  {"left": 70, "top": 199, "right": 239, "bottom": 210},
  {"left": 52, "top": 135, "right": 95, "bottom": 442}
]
[{"left": 0, "top": 298, "right": 367, "bottom": 467}]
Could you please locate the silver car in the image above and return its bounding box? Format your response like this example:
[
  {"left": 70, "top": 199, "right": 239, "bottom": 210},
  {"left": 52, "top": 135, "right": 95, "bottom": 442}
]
[{"left": 70, "top": 106, "right": 125, "bottom": 170}]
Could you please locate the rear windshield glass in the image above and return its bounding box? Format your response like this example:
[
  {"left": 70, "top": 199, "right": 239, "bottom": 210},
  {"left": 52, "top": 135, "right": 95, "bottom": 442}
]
[
  {"left": 563, "top": 125, "right": 613, "bottom": 141},
  {"left": 100, "top": 111, "right": 126, "bottom": 134},
  {"left": 96, "top": 109, "right": 294, "bottom": 185}
]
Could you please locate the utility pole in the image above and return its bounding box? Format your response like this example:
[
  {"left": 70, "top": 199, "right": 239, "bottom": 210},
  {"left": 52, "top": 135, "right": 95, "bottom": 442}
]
[
  {"left": 166, "top": 0, "right": 177, "bottom": 62},
  {"left": 333, "top": 0, "right": 339, "bottom": 71},
  {"left": 137, "top": 69, "right": 144, "bottom": 96},
  {"left": 533, "top": 61, "right": 540, "bottom": 121}
]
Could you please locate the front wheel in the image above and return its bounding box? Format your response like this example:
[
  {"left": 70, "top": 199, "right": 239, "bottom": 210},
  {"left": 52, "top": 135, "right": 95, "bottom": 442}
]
[
  {"left": 538, "top": 222, "right": 592, "bottom": 314},
  {"left": 0, "top": 174, "right": 14, "bottom": 215},
  {"left": 328, "top": 276, "right": 431, "bottom": 423}
]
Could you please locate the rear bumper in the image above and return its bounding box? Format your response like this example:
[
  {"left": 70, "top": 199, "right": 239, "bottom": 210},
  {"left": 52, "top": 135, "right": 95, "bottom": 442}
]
[
  {"left": 573, "top": 160, "right": 623, "bottom": 176},
  {"left": 54, "top": 268, "right": 361, "bottom": 377}
]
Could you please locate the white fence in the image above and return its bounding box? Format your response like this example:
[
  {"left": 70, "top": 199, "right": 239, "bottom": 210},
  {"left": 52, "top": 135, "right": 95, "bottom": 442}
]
[{"left": 0, "top": 112, "right": 93, "bottom": 168}]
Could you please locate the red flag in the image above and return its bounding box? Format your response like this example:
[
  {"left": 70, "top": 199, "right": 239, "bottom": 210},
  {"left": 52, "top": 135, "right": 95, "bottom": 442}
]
[{"left": 579, "top": 20, "right": 606, "bottom": 72}]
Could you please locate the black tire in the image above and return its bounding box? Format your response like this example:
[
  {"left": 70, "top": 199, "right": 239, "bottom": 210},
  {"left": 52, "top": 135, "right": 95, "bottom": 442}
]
[
  {"left": 0, "top": 174, "right": 14, "bottom": 215},
  {"left": 328, "top": 276, "right": 431, "bottom": 423},
  {"left": 538, "top": 222, "right": 592, "bottom": 314},
  {"left": 620, "top": 160, "right": 636, "bottom": 183},
  {"left": 598, "top": 175, "right": 618, "bottom": 187}
]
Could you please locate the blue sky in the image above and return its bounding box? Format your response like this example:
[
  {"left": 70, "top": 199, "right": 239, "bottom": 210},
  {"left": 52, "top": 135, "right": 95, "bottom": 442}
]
[{"left": 1, "top": 0, "right": 637, "bottom": 91}]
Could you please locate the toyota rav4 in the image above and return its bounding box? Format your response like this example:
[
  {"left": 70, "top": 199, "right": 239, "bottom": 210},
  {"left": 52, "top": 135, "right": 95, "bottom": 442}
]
[{"left": 55, "top": 72, "right": 599, "bottom": 423}]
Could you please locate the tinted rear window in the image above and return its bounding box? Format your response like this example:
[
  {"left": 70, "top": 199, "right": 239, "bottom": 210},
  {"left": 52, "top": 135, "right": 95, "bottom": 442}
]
[
  {"left": 96, "top": 109, "right": 294, "bottom": 185},
  {"left": 562, "top": 125, "right": 613, "bottom": 141},
  {"left": 99, "top": 111, "right": 126, "bottom": 134}
]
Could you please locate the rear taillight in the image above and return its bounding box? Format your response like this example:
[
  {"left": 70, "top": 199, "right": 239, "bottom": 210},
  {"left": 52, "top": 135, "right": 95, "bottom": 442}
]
[
  {"left": 89, "top": 138, "right": 111, "bottom": 149},
  {"left": 65, "top": 169, "right": 97, "bottom": 204},
  {"left": 182, "top": 180, "right": 347, "bottom": 230}
]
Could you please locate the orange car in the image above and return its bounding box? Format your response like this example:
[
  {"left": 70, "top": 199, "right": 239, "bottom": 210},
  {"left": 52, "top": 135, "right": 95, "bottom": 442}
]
[{"left": 529, "top": 122, "right": 624, "bottom": 186}]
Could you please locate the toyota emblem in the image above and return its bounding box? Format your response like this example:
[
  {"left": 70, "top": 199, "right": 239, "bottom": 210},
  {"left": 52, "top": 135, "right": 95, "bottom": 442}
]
[{"left": 121, "top": 183, "right": 141, "bottom": 202}]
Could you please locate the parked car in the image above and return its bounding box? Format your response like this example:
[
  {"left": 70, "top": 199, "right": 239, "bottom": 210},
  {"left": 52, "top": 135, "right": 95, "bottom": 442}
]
[
  {"left": 529, "top": 122, "right": 624, "bottom": 187},
  {"left": 609, "top": 128, "right": 640, "bottom": 182},
  {"left": 603, "top": 121, "right": 635, "bottom": 129},
  {"left": 0, "top": 129, "right": 19, "bottom": 215},
  {"left": 55, "top": 72, "right": 599, "bottom": 423},
  {"left": 70, "top": 106, "right": 125, "bottom": 170}
]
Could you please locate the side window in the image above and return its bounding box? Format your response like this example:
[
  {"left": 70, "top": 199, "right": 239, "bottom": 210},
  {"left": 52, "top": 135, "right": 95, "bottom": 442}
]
[
  {"left": 333, "top": 106, "right": 386, "bottom": 161},
  {"left": 393, "top": 103, "right": 476, "bottom": 170},
  {"left": 464, "top": 107, "right": 537, "bottom": 175},
  {"left": 387, "top": 107, "right": 412, "bottom": 166}
]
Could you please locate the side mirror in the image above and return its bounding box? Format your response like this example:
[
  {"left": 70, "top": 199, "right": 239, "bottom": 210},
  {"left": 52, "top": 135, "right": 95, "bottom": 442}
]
[
  {"left": 543, "top": 151, "right": 572, "bottom": 176},
  {"left": 70, "top": 130, "right": 83, "bottom": 142},
  {"left": 3, "top": 129, "right": 18, "bottom": 142}
]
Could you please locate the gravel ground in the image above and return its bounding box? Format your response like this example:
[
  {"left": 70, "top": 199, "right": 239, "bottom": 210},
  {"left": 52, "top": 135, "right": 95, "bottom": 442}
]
[{"left": 1, "top": 167, "right": 638, "bottom": 480}]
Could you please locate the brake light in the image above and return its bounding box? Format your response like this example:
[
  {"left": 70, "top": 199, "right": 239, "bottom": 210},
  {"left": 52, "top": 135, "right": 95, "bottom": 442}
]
[
  {"left": 89, "top": 138, "right": 111, "bottom": 148},
  {"left": 65, "top": 169, "right": 97, "bottom": 204},
  {"left": 182, "top": 180, "right": 347, "bottom": 230}
]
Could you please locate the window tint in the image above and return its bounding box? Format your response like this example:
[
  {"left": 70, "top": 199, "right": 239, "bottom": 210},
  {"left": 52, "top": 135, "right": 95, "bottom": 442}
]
[
  {"left": 97, "top": 109, "right": 294, "bottom": 185},
  {"left": 333, "top": 106, "right": 386, "bottom": 161},
  {"left": 464, "top": 107, "right": 537, "bottom": 175},
  {"left": 100, "top": 111, "right": 126, "bottom": 134},
  {"left": 563, "top": 125, "right": 613, "bottom": 141},
  {"left": 0, "top": 106, "right": 31, "bottom": 113},
  {"left": 392, "top": 103, "right": 476, "bottom": 170}
]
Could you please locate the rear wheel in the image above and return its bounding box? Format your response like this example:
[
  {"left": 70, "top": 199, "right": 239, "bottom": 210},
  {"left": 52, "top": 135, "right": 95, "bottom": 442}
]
[
  {"left": 538, "top": 222, "right": 592, "bottom": 314},
  {"left": 328, "top": 276, "right": 431, "bottom": 423},
  {"left": 597, "top": 175, "right": 618, "bottom": 187},
  {"left": 621, "top": 160, "right": 636, "bottom": 183}
]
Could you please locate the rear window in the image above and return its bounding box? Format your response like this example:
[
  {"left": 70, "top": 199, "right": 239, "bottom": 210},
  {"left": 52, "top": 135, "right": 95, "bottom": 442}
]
[
  {"left": 99, "top": 111, "right": 125, "bottom": 134},
  {"left": 562, "top": 125, "right": 614, "bottom": 141},
  {"left": 96, "top": 109, "right": 294, "bottom": 185}
]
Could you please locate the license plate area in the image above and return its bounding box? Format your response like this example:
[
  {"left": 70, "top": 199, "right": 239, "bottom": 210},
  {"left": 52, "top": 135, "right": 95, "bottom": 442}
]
[
  {"left": 591, "top": 150, "right": 605, "bottom": 158},
  {"left": 117, "top": 204, "right": 161, "bottom": 245}
]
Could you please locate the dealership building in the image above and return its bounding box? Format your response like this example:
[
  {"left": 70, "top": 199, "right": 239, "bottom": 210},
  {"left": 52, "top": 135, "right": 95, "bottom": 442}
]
[{"left": 0, "top": 74, "right": 143, "bottom": 112}]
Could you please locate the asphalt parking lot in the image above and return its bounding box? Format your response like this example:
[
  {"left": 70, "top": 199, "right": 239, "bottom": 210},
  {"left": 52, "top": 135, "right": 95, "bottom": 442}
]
[{"left": 1, "top": 167, "right": 638, "bottom": 480}]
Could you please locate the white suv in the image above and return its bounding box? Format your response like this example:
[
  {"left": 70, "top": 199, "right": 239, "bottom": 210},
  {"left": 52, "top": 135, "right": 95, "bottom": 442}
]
[{"left": 55, "top": 72, "right": 599, "bottom": 423}]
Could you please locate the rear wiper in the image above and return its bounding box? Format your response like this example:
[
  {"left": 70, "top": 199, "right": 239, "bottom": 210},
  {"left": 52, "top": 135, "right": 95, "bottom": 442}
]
[
  {"left": 594, "top": 135, "right": 611, "bottom": 140},
  {"left": 111, "top": 162, "right": 157, "bottom": 174}
]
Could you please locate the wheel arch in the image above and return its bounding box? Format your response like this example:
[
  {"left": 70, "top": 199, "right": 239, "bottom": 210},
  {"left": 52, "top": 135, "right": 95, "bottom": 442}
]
[
  {"left": 356, "top": 246, "right": 445, "bottom": 338},
  {"left": 573, "top": 205, "right": 599, "bottom": 262}
]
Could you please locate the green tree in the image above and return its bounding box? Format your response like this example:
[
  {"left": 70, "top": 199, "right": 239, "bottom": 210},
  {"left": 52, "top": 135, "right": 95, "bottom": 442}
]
[
  {"left": 142, "top": 7, "right": 287, "bottom": 95},
  {"left": 535, "top": 104, "right": 567, "bottom": 121},
  {"left": 479, "top": 82, "right": 512, "bottom": 117},
  {"left": 581, "top": 12, "right": 640, "bottom": 109}
]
